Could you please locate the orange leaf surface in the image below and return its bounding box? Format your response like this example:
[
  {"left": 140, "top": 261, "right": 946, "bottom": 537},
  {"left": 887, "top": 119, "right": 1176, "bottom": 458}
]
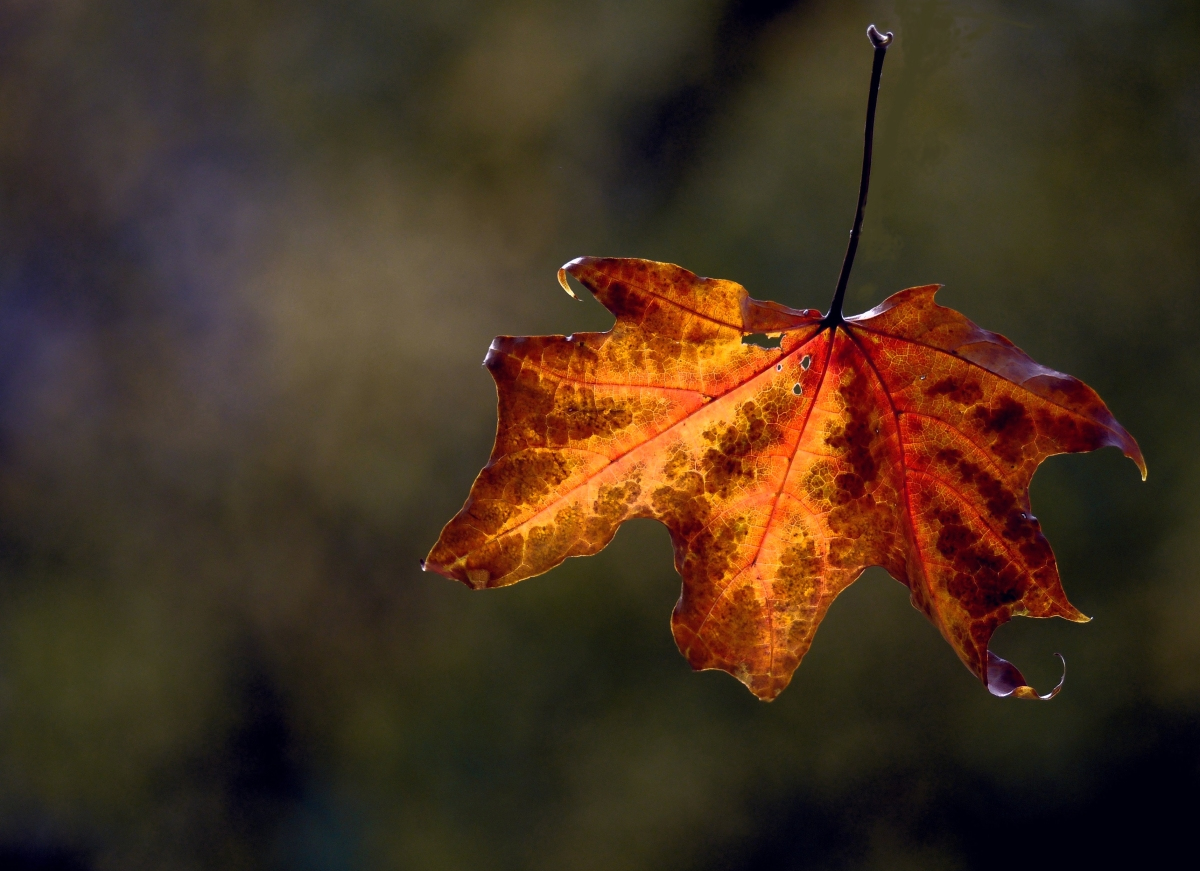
[{"left": 424, "top": 257, "right": 1145, "bottom": 700}]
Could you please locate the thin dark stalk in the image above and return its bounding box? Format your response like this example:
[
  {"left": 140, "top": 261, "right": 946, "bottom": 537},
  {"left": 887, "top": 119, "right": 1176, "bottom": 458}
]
[{"left": 824, "top": 24, "right": 893, "bottom": 327}]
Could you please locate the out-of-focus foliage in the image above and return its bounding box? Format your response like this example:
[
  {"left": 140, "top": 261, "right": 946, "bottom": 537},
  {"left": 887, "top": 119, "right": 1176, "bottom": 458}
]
[{"left": 0, "top": 1, "right": 1195, "bottom": 869}]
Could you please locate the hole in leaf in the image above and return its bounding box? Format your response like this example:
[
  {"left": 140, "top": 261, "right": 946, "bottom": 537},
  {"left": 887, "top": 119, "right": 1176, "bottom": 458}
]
[
  {"left": 801, "top": 355, "right": 812, "bottom": 370},
  {"left": 743, "top": 333, "right": 783, "bottom": 349},
  {"left": 792, "top": 384, "right": 803, "bottom": 395},
  {"left": 776, "top": 363, "right": 783, "bottom": 371}
]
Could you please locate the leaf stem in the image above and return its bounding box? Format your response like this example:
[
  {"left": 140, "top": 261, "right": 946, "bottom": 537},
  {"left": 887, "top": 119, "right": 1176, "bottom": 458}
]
[{"left": 824, "top": 24, "right": 893, "bottom": 327}]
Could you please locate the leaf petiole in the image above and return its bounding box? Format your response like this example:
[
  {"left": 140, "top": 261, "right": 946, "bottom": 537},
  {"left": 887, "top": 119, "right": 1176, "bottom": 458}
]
[{"left": 824, "top": 24, "right": 893, "bottom": 328}]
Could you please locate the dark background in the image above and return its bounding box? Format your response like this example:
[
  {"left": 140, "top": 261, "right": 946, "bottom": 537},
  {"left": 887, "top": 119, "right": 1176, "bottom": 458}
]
[{"left": 1, "top": 0, "right": 1197, "bottom": 868}]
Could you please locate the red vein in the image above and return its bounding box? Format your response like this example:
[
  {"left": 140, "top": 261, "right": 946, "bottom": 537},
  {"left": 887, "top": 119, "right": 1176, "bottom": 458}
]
[
  {"left": 842, "top": 325, "right": 945, "bottom": 642},
  {"left": 851, "top": 321, "right": 1134, "bottom": 445},
  {"left": 896, "top": 410, "right": 1017, "bottom": 486},
  {"left": 691, "top": 331, "right": 834, "bottom": 665},
  {"left": 486, "top": 328, "right": 827, "bottom": 543},
  {"left": 607, "top": 271, "right": 810, "bottom": 334}
]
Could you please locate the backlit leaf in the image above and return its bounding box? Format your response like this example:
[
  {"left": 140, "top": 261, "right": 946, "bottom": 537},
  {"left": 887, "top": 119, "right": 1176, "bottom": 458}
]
[{"left": 425, "top": 257, "right": 1144, "bottom": 700}]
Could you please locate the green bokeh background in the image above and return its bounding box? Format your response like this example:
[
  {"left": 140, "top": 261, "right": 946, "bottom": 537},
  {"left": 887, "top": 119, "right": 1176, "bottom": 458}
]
[{"left": 1, "top": 1, "right": 1197, "bottom": 868}]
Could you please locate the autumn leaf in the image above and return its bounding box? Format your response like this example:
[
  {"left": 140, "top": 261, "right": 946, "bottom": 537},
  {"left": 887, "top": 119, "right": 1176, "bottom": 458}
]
[
  {"left": 424, "top": 255, "right": 1144, "bottom": 699},
  {"left": 422, "top": 27, "right": 1145, "bottom": 701}
]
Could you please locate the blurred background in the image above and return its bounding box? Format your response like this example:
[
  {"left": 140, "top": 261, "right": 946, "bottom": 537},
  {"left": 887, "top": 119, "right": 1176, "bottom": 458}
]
[{"left": 0, "top": 0, "right": 1197, "bottom": 868}]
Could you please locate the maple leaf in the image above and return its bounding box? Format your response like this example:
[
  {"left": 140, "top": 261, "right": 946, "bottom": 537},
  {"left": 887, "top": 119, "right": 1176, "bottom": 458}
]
[{"left": 423, "top": 26, "right": 1145, "bottom": 700}]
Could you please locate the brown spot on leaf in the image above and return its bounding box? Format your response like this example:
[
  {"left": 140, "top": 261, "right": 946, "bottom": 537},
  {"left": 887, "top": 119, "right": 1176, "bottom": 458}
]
[
  {"left": 525, "top": 504, "right": 585, "bottom": 568},
  {"left": 546, "top": 385, "right": 635, "bottom": 445},
  {"left": 774, "top": 535, "right": 821, "bottom": 618},
  {"left": 700, "top": 385, "right": 791, "bottom": 498},
  {"left": 970, "top": 397, "right": 1035, "bottom": 466},
  {"left": 824, "top": 365, "right": 881, "bottom": 498},
  {"left": 926, "top": 377, "right": 983, "bottom": 405},
  {"left": 480, "top": 450, "right": 575, "bottom": 507},
  {"left": 1033, "top": 407, "right": 1108, "bottom": 455},
  {"left": 463, "top": 531, "right": 526, "bottom": 588},
  {"left": 586, "top": 477, "right": 644, "bottom": 541},
  {"left": 684, "top": 516, "right": 750, "bottom": 600},
  {"left": 605, "top": 280, "right": 650, "bottom": 323},
  {"left": 935, "top": 506, "right": 1025, "bottom": 619}
]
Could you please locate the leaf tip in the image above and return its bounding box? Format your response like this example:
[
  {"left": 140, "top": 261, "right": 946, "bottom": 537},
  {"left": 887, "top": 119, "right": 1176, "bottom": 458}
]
[
  {"left": 986, "top": 650, "right": 1065, "bottom": 700},
  {"left": 1115, "top": 430, "right": 1146, "bottom": 481},
  {"left": 557, "top": 266, "right": 580, "bottom": 300},
  {"left": 736, "top": 666, "right": 788, "bottom": 701}
]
